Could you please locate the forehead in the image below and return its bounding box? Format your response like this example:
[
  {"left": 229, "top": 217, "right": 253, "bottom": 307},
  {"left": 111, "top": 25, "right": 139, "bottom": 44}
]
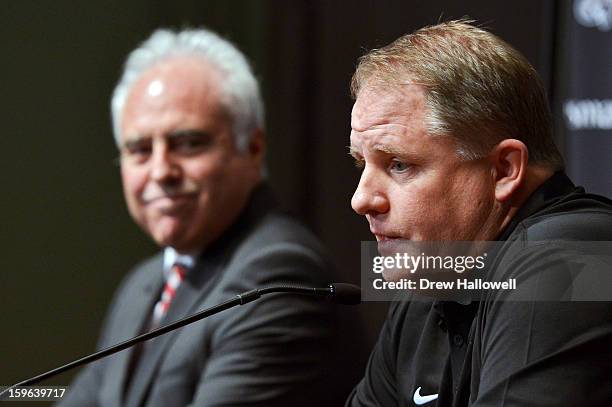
[
  {"left": 122, "top": 56, "right": 224, "bottom": 127},
  {"left": 351, "top": 84, "right": 427, "bottom": 129},
  {"left": 350, "top": 84, "right": 429, "bottom": 148}
]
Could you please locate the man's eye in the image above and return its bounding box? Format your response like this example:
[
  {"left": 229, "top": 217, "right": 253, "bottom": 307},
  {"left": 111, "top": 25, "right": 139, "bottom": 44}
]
[
  {"left": 177, "top": 137, "right": 204, "bottom": 149},
  {"left": 390, "top": 159, "right": 410, "bottom": 173},
  {"left": 132, "top": 146, "right": 152, "bottom": 155},
  {"left": 171, "top": 133, "right": 211, "bottom": 153},
  {"left": 124, "top": 143, "right": 152, "bottom": 159}
]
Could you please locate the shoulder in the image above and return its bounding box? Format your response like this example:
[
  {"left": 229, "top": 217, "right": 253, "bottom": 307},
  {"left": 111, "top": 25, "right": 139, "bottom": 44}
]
[
  {"left": 125, "top": 252, "right": 163, "bottom": 285},
  {"left": 490, "top": 192, "right": 612, "bottom": 300},
  {"left": 107, "top": 252, "right": 163, "bottom": 306},
  {"left": 226, "top": 211, "right": 333, "bottom": 288},
  {"left": 238, "top": 211, "right": 327, "bottom": 260},
  {"left": 516, "top": 190, "right": 612, "bottom": 241}
]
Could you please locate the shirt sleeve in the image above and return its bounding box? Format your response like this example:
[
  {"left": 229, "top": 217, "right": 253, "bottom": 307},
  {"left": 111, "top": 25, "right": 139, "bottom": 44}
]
[{"left": 472, "top": 242, "right": 612, "bottom": 406}]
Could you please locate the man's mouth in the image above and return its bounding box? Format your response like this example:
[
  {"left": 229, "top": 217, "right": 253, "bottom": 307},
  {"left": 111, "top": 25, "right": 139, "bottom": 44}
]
[
  {"left": 374, "top": 234, "right": 400, "bottom": 242},
  {"left": 371, "top": 228, "right": 402, "bottom": 242},
  {"left": 144, "top": 192, "right": 197, "bottom": 204},
  {"left": 143, "top": 192, "right": 199, "bottom": 215},
  {"left": 370, "top": 229, "right": 405, "bottom": 255}
]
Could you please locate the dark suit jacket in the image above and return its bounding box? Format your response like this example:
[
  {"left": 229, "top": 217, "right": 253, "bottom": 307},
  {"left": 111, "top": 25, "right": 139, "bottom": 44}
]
[{"left": 59, "top": 185, "right": 365, "bottom": 407}]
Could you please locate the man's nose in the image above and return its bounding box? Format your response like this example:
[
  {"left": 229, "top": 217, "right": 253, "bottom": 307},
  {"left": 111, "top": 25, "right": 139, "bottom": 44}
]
[
  {"left": 351, "top": 169, "right": 389, "bottom": 215},
  {"left": 150, "top": 142, "right": 180, "bottom": 182}
]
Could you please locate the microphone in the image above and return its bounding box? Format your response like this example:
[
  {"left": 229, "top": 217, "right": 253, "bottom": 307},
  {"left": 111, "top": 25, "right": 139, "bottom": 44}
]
[
  {"left": 0, "top": 283, "right": 360, "bottom": 399},
  {"left": 253, "top": 283, "right": 361, "bottom": 305}
]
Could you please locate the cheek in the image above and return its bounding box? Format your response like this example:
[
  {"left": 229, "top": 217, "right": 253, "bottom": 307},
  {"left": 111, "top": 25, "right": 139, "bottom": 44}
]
[
  {"left": 186, "top": 163, "right": 230, "bottom": 216},
  {"left": 391, "top": 176, "right": 458, "bottom": 235},
  {"left": 120, "top": 165, "right": 145, "bottom": 190},
  {"left": 183, "top": 155, "right": 226, "bottom": 187},
  {"left": 462, "top": 171, "right": 493, "bottom": 205},
  {"left": 120, "top": 168, "right": 147, "bottom": 212},
  {"left": 388, "top": 185, "right": 431, "bottom": 228},
  {"left": 450, "top": 175, "right": 495, "bottom": 227}
]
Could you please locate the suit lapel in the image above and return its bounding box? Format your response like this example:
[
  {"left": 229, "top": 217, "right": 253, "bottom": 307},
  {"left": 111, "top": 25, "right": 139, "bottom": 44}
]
[
  {"left": 124, "top": 257, "right": 221, "bottom": 407},
  {"left": 100, "top": 257, "right": 163, "bottom": 407},
  {"left": 122, "top": 184, "right": 276, "bottom": 407}
]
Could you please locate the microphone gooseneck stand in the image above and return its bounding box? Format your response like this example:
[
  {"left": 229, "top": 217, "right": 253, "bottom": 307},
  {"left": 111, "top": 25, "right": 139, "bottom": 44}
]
[{"left": 0, "top": 283, "right": 361, "bottom": 400}]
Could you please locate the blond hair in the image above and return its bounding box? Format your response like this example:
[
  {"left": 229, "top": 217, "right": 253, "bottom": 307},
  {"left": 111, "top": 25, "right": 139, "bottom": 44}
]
[{"left": 351, "top": 20, "right": 563, "bottom": 168}]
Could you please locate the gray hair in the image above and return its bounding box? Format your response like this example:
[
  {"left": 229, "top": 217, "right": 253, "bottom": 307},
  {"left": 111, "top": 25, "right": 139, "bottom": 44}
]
[
  {"left": 111, "top": 28, "right": 264, "bottom": 150},
  {"left": 352, "top": 20, "right": 564, "bottom": 169}
]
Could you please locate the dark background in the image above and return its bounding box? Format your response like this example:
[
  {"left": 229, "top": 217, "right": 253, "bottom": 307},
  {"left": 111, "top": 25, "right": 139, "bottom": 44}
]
[{"left": 2, "top": 0, "right": 608, "bottom": 401}]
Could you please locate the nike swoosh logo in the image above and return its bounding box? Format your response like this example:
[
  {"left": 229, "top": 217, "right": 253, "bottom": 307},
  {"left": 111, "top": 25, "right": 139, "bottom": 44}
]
[{"left": 413, "top": 386, "right": 438, "bottom": 405}]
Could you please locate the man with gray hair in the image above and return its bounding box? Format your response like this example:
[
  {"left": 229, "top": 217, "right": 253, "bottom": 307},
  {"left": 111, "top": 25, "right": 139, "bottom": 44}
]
[
  {"left": 347, "top": 20, "right": 611, "bottom": 406},
  {"left": 60, "top": 28, "right": 362, "bottom": 407}
]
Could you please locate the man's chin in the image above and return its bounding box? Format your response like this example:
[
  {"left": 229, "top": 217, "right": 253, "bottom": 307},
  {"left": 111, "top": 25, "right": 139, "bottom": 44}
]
[
  {"left": 376, "top": 238, "right": 404, "bottom": 256},
  {"left": 152, "top": 236, "right": 181, "bottom": 250},
  {"left": 148, "top": 223, "right": 188, "bottom": 250},
  {"left": 381, "top": 268, "right": 410, "bottom": 282}
]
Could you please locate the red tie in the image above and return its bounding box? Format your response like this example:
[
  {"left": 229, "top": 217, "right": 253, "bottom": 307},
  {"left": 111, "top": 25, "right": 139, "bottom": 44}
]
[{"left": 152, "top": 262, "right": 187, "bottom": 326}]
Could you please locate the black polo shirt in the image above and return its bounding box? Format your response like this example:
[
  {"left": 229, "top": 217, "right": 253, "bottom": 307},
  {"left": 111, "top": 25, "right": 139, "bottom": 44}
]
[{"left": 347, "top": 173, "right": 612, "bottom": 406}]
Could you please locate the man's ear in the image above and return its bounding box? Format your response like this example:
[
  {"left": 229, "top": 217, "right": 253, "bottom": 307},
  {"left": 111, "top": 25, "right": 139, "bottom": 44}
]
[
  {"left": 490, "top": 139, "right": 528, "bottom": 202},
  {"left": 247, "top": 128, "right": 266, "bottom": 164}
]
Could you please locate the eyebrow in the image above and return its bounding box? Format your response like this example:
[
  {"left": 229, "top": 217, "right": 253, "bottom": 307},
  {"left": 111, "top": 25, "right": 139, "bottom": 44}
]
[
  {"left": 121, "top": 129, "right": 211, "bottom": 147},
  {"left": 167, "top": 129, "right": 210, "bottom": 139},
  {"left": 371, "top": 143, "right": 406, "bottom": 156},
  {"left": 121, "top": 131, "right": 149, "bottom": 144},
  {"left": 349, "top": 143, "right": 408, "bottom": 158}
]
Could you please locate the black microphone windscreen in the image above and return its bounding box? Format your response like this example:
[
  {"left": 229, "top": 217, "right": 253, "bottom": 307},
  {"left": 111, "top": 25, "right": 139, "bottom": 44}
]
[{"left": 329, "top": 283, "right": 361, "bottom": 305}]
